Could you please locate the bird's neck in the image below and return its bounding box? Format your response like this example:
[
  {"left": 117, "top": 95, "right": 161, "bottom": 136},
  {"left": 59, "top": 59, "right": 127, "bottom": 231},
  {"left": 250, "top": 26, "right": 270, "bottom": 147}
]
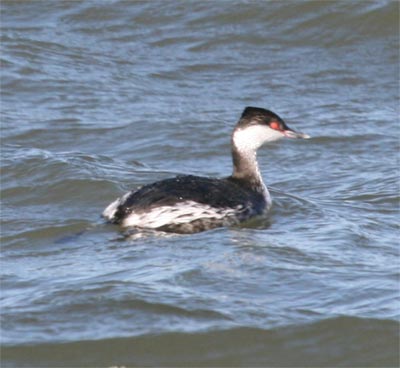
[{"left": 230, "top": 142, "right": 267, "bottom": 194}]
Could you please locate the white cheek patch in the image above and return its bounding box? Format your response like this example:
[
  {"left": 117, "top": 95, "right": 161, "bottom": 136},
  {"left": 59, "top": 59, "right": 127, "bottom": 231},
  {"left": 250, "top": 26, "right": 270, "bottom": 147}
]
[
  {"left": 233, "top": 125, "right": 283, "bottom": 152},
  {"left": 122, "top": 201, "right": 238, "bottom": 228}
]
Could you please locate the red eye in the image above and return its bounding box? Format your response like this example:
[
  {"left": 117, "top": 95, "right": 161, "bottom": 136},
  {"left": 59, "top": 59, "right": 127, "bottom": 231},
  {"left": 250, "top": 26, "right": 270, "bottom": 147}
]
[{"left": 270, "top": 121, "right": 281, "bottom": 131}]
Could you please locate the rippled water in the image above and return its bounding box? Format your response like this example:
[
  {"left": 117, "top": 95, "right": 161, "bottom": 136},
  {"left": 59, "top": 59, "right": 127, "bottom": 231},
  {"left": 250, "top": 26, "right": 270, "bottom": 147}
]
[{"left": 1, "top": 1, "right": 399, "bottom": 367}]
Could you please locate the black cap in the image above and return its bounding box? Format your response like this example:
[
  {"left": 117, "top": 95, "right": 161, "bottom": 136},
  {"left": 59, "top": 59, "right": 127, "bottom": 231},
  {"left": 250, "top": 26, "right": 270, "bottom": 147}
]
[{"left": 237, "top": 106, "right": 286, "bottom": 129}]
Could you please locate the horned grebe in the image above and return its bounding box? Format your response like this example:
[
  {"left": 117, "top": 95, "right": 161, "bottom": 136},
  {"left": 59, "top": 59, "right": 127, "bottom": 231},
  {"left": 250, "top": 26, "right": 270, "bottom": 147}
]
[{"left": 103, "top": 107, "right": 309, "bottom": 234}]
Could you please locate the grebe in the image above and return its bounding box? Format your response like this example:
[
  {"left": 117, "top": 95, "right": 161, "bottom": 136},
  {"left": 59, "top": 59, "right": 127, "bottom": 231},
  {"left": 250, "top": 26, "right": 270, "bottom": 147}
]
[{"left": 103, "top": 107, "right": 309, "bottom": 234}]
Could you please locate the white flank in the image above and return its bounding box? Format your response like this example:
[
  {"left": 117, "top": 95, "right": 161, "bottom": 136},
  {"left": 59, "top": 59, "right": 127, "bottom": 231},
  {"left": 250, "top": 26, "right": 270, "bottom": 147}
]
[
  {"left": 102, "top": 191, "right": 131, "bottom": 220},
  {"left": 122, "top": 200, "right": 238, "bottom": 228}
]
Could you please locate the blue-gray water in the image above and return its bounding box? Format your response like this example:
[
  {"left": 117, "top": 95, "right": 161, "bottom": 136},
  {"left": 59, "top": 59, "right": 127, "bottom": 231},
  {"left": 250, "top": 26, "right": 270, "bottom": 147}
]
[{"left": 1, "top": 1, "right": 399, "bottom": 367}]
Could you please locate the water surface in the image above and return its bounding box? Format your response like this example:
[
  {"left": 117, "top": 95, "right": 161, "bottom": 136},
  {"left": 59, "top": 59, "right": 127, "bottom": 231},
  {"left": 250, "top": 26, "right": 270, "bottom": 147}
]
[{"left": 1, "top": 1, "right": 399, "bottom": 366}]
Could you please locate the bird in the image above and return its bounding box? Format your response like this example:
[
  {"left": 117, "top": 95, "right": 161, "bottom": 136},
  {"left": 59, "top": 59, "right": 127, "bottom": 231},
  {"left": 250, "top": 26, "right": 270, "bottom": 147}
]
[{"left": 103, "top": 106, "right": 310, "bottom": 234}]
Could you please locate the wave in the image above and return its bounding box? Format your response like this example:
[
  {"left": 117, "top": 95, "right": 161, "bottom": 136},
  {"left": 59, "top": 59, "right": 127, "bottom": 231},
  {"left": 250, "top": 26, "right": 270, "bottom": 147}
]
[{"left": 2, "top": 316, "right": 398, "bottom": 367}]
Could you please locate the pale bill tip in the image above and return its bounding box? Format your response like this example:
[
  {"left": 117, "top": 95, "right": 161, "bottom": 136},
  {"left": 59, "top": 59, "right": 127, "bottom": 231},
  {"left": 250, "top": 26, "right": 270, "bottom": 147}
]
[{"left": 284, "top": 130, "right": 311, "bottom": 139}]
